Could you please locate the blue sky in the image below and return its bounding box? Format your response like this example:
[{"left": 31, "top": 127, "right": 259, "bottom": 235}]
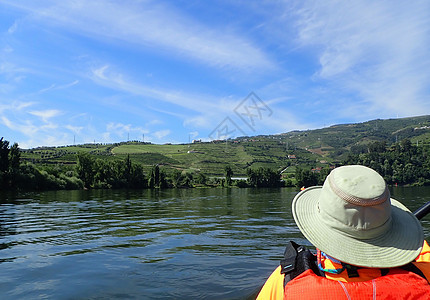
[{"left": 1, "top": 0, "right": 429, "bottom": 148}]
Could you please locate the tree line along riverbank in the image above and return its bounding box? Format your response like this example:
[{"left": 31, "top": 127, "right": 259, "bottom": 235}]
[
  {"left": 1, "top": 137, "right": 430, "bottom": 191},
  {"left": 1, "top": 137, "right": 289, "bottom": 190}
]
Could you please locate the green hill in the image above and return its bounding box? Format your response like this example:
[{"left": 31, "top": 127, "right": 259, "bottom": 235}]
[
  {"left": 270, "top": 115, "right": 430, "bottom": 160},
  {"left": 21, "top": 115, "right": 430, "bottom": 176}
]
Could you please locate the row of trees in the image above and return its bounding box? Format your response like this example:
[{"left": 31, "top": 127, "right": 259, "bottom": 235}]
[
  {"left": 224, "top": 165, "right": 285, "bottom": 188},
  {"left": 1, "top": 138, "right": 84, "bottom": 190},
  {"left": 4, "top": 137, "right": 429, "bottom": 191},
  {"left": 294, "top": 167, "right": 332, "bottom": 188},
  {"left": 77, "top": 153, "right": 214, "bottom": 189},
  {"left": 0, "top": 138, "right": 286, "bottom": 190},
  {"left": 77, "top": 153, "right": 148, "bottom": 189},
  {"left": 295, "top": 139, "right": 430, "bottom": 187},
  {"left": 0, "top": 138, "right": 20, "bottom": 188},
  {"left": 343, "top": 139, "right": 430, "bottom": 185},
  {"left": 246, "top": 167, "right": 284, "bottom": 187}
]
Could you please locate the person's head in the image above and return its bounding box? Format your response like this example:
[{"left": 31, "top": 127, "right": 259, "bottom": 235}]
[{"left": 292, "top": 165, "right": 423, "bottom": 268}]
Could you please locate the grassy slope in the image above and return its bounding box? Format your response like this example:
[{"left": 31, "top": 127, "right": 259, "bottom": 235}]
[
  {"left": 273, "top": 115, "right": 430, "bottom": 160},
  {"left": 21, "top": 115, "right": 430, "bottom": 175},
  {"left": 110, "top": 141, "right": 315, "bottom": 175}
]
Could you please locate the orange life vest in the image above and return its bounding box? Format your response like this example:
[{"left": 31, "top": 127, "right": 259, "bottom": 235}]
[
  {"left": 284, "top": 268, "right": 430, "bottom": 299},
  {"left": 256, "top": 240, "right": 430, "bottom": 300}
]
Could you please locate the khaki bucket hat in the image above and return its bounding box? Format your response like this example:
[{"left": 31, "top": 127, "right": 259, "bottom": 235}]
[{"left": 292, "top": 165, "right": 424, "bottom": 268}]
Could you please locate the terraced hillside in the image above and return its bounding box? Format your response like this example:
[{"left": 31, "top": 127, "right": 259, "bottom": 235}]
[
  {"left": 269, "top": 115, "right": 430, "bottom": 160},
  {"left": 20, "top": 115, "right": 430, "bottom": 175},
  {"left": 22, "top": 140, "right": 323, "bottom": 176}
]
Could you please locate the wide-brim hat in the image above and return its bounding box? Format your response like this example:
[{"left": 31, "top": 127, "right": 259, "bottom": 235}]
[{"left": 292, "top": 165, "right": 424, "bottom": 268}]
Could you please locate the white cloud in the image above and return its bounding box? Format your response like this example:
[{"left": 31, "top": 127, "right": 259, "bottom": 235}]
[
  {"left": 37, "top": 84, "right": 56, "bottom": 94},
  {"left": 37, "top": 80, "right": 79, "bottom": 94},
  {"left": 291, "top": 0, "right": 430, "bottom": 118},
  {"left": 1, "top": 116, "right": 38, "bottom": 136},
  {"left": 189, "top": 131, "right": 199, "bottom": 139},
  {"left": 105, "top": 122, "right": 148, "bottom": 140},
  {"left": 89, "top": 71, "right": 307, "bottom": 138},
  {"left": 8, "top": 21, "right": 18, "bottom": 34},
  {"left": 106, "top": 122, "right": 131, "bottom": 134},
  {"left": 29, "top": 109, "right": 62, "bottom": 122},
  {"left": 0, "top": 101, "right": 34, "bottom": 114},
  {"left": 0, "top": 102, "right": 68, "bottom": 145},
  {"left": 0, "top": 62, "right": 29, "bottom": 78},
  {"left": 2, "top": 0, "right": 274, "bottom": 72},
  {"left": 65, "top": 125, "right": 84, "bottom": 134},
  {"left": 90, "top": 64, "right": 230, "bottom": 119},
  {"left": 153, "top": 129, "right": 171, "bottom": 140},
  {"left": 93, "top": 65, "right": 109, "bottom": 80},
  {"left": 146, "top": 119, "right": 163, "bottom": 126},
  {"left": 19, "top": 133, "right": 72, "bottom": 149}
]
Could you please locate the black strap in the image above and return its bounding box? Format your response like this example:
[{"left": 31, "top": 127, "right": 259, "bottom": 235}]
[
  {"left": 381, "top": 268, "right": 389, "bottom": 276},
  {"left": 280, "top": 241, "right": 323, "bottom": 287},
  {"left": 345, "top": 264, "right": 360, "bottom": 278},
  {"left": 280, "top": 241, "right": 300, "bottom": 275}
]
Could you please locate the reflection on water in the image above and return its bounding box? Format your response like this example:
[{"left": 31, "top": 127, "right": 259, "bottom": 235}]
[
  {"left": 0, "top": 187, "right": 429, "bottom": 299},
  {"left": 389, "top": 186, "right": 430, "bottom": 237}
]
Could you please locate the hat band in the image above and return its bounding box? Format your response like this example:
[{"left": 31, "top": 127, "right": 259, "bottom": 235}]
[{"left": 328, "top": 174, "right": 389, "bottom": 207}]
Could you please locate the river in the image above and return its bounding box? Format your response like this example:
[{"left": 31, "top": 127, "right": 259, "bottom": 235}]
[{"left": 1, "top": 187, "right": 430, "bottom": 299}]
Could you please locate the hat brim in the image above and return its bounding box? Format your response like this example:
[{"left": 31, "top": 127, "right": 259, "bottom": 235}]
[{"left": 292, "top": 186, "right": 424, "bottom": 268}]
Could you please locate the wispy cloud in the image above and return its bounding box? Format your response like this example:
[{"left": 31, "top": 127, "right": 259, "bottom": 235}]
[
  {"left": 101, "top": 123, "right": 171, "bottom": 144},
  {"left": 2, "top": 0, "right": 274, "bottom": 72},
  {"left": 65, "top": 125, "right": 84, "bottom": 134},
  {"left": 90, "top": 63, "right": 308, "bottom": 138},
  {"left": 189, "top": 131, "right": 199, "bottom": 139},
  {"left": 7, "top": 21, "right": 18, "bottom": 34},
  {"left": 291, "top": 0, "right": 430, "bottom": 119},
  {"left": 29, "top": 109, "right": 62, "bottom": 122},
  {"left": 106, "top": 122, "right": 147, "bottom": 135},
  {"left": 1, "top": 115, "right": 39, "bottom": 137},
  {"left": 103, "top": 122, "right": 148, "bottom": 142},
  {"left": 153, "top": 129, "right": 171, "bottom": 140},
  {"left": 37, "top": 80, "right": 79, "bottom": 94},
  {"left": 0, "top": 101, "right": 34, "bottom": 114},
  {"left": 1, "top": 1, "right": 428, "bottom": 148},
  {"left": 90, "top": 64, "right": 229, "bottom": 117},
  {"left": 0, "top": 101, "right": 70, "bottom": 146}
]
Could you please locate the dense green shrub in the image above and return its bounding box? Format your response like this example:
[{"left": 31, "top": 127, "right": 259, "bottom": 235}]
[{"left": 343, "top": 139, "right": 430, "bottom": 186}]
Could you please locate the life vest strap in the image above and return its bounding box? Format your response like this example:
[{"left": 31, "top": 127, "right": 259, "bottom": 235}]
[
  {"left": 345, "top": 264, "right": 359, "bottom": 278},
  {"left": 281, "top": 241, "right": 428, "bottom": 286},
  {"left": 280, "top": 241, "right": 323, "bottom": 287}
]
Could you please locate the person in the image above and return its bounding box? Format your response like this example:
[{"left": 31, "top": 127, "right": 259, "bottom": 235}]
[{"left": 256, "top": 165, "right": 430, "bottom": 299}]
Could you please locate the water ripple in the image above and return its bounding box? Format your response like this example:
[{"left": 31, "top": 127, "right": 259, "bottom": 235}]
[{"left": 0, "top": 187, "right": 428, "bottom": 299}]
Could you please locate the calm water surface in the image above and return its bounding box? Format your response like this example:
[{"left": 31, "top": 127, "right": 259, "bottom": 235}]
[{"left": 1, "top": 187, "right": 429, "bottom": 299}]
